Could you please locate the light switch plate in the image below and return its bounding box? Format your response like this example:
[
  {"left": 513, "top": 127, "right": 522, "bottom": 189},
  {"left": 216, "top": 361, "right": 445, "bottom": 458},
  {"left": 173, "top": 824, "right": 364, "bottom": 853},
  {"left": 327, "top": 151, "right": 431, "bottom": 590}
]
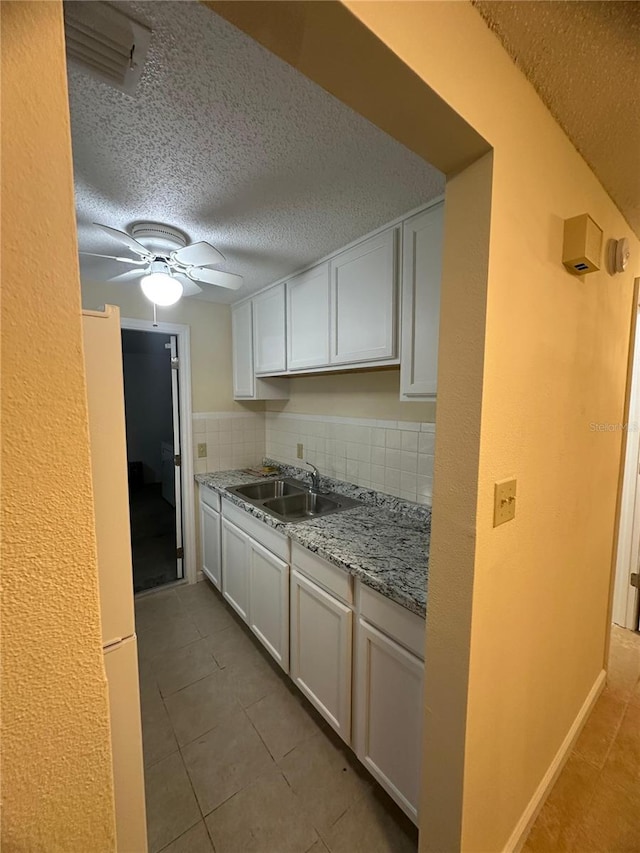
[
  {"left": 197, "top": 442, "right": 207, "bottom": 458},
  {"left": 297, "top": 443, "right": 304, "bottom": 459},
  {"left": 494, "top": 478, "right": 517, "bottom": 526}
]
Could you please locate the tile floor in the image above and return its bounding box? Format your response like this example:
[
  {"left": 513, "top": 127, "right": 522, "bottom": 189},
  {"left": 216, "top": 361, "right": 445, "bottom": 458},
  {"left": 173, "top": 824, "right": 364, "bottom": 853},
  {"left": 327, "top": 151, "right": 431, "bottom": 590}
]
[
  {"left": 524, "top": 624, "right": 640, "bottom": 852},
  {"left": 136, "top": 580, "right": 418, "bottom": 853}
]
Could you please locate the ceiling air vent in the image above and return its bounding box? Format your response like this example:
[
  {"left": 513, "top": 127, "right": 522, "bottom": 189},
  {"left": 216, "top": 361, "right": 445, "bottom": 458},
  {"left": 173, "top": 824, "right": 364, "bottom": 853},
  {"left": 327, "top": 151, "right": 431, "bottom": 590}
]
[{"left": 63, "top": 2, "right": 151, "bottom": 95}]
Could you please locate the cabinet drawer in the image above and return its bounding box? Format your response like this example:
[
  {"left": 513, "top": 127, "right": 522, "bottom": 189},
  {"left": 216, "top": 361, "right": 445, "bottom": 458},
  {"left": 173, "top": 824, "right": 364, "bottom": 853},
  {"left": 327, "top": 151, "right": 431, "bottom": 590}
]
[
  {"left": 200, "top": 485, "right": 221, "bottom": 513},
  {"left": 291, "top": 541, "right": 353, "bottom": 606},
  {"left": 222, "top": 498, "right": 289, "bottom": 562},
  {"left": 357, "top": 581, "right": 425, "bottom": 659}
]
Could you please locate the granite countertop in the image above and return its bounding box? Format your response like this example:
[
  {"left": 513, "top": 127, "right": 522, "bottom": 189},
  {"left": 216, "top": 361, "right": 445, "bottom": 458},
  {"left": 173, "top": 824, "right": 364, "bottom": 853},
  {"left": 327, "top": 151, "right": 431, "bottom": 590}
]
[{"left": 195, "top": 463, "right": 430, "bottom": 618}]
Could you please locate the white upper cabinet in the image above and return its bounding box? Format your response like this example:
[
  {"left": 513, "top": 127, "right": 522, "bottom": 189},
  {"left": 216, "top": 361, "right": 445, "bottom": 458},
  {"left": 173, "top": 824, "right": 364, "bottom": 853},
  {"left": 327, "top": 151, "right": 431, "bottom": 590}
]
[
  {"left": 232, "top": 297, "right": 288, "bottom": 401},
  {"left": 400, "top": 203, "right": 444, "bottom": 400},
  {"left": 231, "top": 300, "right": 254, "bottom": 398},
  {"left": 253, "top": 283, "right": 286, "bottom": 374},
  {"left": 286, "top": 263, "right": 330, "bottom": 371},
  {"left": 330, "top": 227, "right": 398, "bottom": 365}
]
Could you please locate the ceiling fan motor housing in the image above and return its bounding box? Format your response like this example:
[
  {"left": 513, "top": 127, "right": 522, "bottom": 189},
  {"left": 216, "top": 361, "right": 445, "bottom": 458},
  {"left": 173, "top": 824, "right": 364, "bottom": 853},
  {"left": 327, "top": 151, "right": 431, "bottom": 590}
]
[{"left": 130, "top": 222, "right": 187, "bottom": 256}]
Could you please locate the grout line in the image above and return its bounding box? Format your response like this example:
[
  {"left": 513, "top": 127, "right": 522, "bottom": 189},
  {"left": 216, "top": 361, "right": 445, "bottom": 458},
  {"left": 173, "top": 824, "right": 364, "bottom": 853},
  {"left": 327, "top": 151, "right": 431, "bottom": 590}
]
[{"left": 155, "top": 818, "right": 204, "bottom": 853}]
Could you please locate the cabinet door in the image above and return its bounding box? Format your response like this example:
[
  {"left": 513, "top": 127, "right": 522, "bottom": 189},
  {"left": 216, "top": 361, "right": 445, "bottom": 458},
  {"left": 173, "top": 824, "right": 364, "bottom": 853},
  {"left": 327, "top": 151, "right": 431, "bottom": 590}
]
[
  {"left": 200, "top": 502, "right": 221, "bottom": 591},
  {"left": 248, "top": 539, "right": 289, "bottom": 671},
  {"left": 290, "top": 568, "right": 352, "bottom": 742},
  {"left": 253, "top": 284, "right": 286, "bottom": 374},
  {"left": 232, "top": 301, "right": 254, "bottom": 398},
  {"left": 354, "top": 617, "right": 424, "bottom": 823},
  {"left": 400, "top": 203, "right": 443, "bottom": 400},
  {"left": 221, "top": 517, "right": 249, "bottom": 622},
  {"left": 286, "top": 263, "right": 330, "bottom": 370},
  {"left": 330, "top": 228, "right": 398, "bottom": 365}
]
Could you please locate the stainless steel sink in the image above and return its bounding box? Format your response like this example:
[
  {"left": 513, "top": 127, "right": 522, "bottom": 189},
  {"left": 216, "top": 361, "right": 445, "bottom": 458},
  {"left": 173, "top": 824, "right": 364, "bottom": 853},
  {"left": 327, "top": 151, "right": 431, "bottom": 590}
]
[
  {"left": 263, "top": 492, "right": 342, "bottom": 519},
  {"left": 232, "top": 479, "right": 306, "bottom": 501},
  {"left": 227, "top": 477, "right": 360, "bottom": 522}
]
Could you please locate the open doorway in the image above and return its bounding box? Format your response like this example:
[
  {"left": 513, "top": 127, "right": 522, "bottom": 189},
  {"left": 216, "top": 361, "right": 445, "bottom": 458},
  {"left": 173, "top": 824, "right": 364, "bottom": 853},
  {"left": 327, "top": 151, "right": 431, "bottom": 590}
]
[
  {"left": 613, "top": 279, "right": 640, "bottom": 631},
  {"left": 122, "top": 328, "right": 183, "bottom": 591}
]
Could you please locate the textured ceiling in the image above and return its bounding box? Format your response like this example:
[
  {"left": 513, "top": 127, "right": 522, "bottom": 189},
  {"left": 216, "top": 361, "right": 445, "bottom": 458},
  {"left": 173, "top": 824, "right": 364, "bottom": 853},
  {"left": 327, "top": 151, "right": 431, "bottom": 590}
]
[
  {"left": 474, "top": 1, "right": 640, "bottom": 237},
  {"left": 67, "top": 1, "right": 443, "bottom": 303}
]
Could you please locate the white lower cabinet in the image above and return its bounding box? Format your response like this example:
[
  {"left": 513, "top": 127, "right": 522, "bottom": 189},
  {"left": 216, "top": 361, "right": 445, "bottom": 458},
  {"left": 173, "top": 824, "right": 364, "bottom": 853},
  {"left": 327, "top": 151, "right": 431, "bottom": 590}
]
[
  {"left": 354, "top": 612, "right": 425, "bottom": 823},
  {"left": 248, "top": 539, "right": 289, "bottom": 670},
  {"left": 290, "top": 568, "right": 352, "bottom": 742},
  {"left": 221, "top": 517, "right": 250, "bottom": 622},
  {"left": 200, "top": 501, "right": 221, "bottom": 591},
  {"left": 213, "top": 499, "right": 425, "bottom": 824}
]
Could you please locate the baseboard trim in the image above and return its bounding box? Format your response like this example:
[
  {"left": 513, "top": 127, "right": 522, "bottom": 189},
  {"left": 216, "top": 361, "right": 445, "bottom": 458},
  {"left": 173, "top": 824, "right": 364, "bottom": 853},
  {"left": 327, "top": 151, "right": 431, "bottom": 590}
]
[{"left": 504, "top": 668, "right": 606, "bottom": 852}]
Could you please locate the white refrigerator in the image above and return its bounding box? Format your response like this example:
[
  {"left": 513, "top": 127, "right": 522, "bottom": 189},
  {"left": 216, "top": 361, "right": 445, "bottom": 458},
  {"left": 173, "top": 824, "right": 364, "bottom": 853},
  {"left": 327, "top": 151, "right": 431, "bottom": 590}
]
[{"left": 82, "top": 304, "right": 148, "bottom": 852}]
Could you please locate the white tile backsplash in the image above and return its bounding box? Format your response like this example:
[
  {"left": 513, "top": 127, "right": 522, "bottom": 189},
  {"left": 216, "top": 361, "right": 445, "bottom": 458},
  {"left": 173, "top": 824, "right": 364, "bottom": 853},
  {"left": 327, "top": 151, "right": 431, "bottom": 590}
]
[
  {"left": 264, "top": 412, "right": 435, "bottom": 504},
  {"left": 193, "top": 411, "right": 436, "bottom": 504},
  {"left": 193, "top": 412, "right": 265, "bottom": 473}
]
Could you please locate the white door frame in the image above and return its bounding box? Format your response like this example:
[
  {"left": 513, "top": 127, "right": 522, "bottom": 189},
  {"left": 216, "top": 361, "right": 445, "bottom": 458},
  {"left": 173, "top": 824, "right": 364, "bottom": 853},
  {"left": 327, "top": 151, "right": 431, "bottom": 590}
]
[
  {"left": 120, "top": 316, "right": 197, "bottom": 586},
  {"left": 613, "top": 278, "right": 640, "bottom": 629}
]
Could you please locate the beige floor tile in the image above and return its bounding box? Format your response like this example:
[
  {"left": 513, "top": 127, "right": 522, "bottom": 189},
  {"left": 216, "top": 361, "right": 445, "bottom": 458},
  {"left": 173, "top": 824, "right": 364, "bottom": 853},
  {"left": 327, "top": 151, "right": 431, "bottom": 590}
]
[
  {"left": 152, "top": 638, "right": 219, "bottom": 698},
  {"left": 141, "top": 686, "right": 179, "bottom": 768},
  {"left": 144, "top": 751, "right": 201, "bottom": 853},
  {"left": 525, "top": 755, "right": 599, "bottom": 851},
  {"left": 279, "top": 729, "right": 371, "bottom": 834},
  {"left": 190, "top": 598, "right": 237, "bottom": 639},
  {"left": 320, "top": 787, "right": 417, "bottom": 853},
  {"left": 182, "top": 710, "right": 275, "bottom": 815},
  {"left": 605, "top": 640, "right": 640, "bottom": 702},
  {"left": 176, "top": 578, "right": 220, "bottom": 608},
  {"left": 164, "top": 669, "right": 241, "bottom": 747},
  {"left": 245, "top": 685, "right": 318, "bottom": 760},
  {"left": 227, "top": 652, "right": 290, "bottom": 709},
  {"left": 569, "top": 772, "right": 640, "bottom": 852},
  {"left": 206, "top": 622, "right": 266, "bottom": 670},
  {"left": 598, "top": 704, "right": 640, "bottom": 791},
  {"left": 572, "top": 690, "right": 626, "bottom": 769},
  {"left": 139, "top": 660, "right": 161, "bottom": 705},
  {"left": 138, "top": 610, "right": 202, "bottom": 662},
  {"left": 629, "top": 674, "right": 640, "bottom": 708},
  {"left": 205, "top": 770, "right": 318, "bottom": 853},
  {"left": 136, "top": 589, "right": 185, "bottom": 627},
  {"left": 159, "top": 820, "right": 214, "bottom": 853}
]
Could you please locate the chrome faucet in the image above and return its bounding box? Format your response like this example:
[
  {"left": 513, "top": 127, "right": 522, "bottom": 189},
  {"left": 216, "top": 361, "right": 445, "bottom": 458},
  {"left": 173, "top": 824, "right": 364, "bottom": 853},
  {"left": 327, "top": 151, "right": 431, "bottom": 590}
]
[{"left": 303, "top": 461, "right": 321, "bottom": 493}]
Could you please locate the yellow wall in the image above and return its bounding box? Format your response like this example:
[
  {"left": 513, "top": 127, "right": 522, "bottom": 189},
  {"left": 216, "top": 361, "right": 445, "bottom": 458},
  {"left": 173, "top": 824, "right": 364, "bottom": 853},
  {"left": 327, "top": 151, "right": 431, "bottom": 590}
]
[
  {"left": 82, "top": 279, "right": 257, "bottom": 414},
  {"left": 209, "top": 2, "right": 640, "bottom": 850},
  {"left": 1, "top": 3, "right": 116, "bottom": 850},
  {"left": 266, "top": 369, "right": 435, "bottom": 422},
  {"left": 342, "top": 3, "right": 640, "bottom": 851}
]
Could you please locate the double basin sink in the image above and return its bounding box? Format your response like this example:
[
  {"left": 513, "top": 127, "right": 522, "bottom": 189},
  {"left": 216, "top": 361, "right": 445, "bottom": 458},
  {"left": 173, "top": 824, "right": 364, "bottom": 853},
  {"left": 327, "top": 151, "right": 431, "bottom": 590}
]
[{"left": 227, "top": 477, "right": 360, "bottom": 522}]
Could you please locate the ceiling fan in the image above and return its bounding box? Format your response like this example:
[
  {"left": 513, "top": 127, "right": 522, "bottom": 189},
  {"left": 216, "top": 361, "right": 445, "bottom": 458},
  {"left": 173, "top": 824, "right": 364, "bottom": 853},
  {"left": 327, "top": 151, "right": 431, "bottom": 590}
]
[{"left": 80, "top": 221, "right": 243, "bottom": 305}]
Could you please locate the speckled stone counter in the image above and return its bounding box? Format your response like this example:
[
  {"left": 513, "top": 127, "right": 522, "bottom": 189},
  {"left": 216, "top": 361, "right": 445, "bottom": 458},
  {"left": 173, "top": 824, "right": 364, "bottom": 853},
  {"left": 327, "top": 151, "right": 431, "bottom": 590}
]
[{"left": 195, "top": 464, "right": 430, "bottom": 618}]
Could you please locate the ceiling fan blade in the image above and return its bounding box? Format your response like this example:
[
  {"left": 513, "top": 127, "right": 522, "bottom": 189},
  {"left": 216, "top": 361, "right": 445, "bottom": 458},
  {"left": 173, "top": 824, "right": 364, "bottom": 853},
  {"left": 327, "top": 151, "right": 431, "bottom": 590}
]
[
  {"left": 108, "top": 269, "right": 146, "bottom": 283},
  {"left": 172, "top": 241, "right": 225, "bottom": 267},
  {"left": 187, "top": 266, "right": 243, "bottom": 290},
  {"left": 94, "top": 223, "right": 152, "bottom": 259},
  {"left": 80, "top": 251, "right": 147, "bottom": 265},
  {"left": 174, "top": 274, "right": 202, "bottom": 297}
]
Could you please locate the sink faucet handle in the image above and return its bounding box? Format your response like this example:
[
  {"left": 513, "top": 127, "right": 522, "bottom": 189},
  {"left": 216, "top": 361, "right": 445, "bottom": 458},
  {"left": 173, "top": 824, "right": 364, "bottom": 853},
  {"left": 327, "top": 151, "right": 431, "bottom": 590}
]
[{"left": 303, "top": 461, "right": 320, "bottom": 491}]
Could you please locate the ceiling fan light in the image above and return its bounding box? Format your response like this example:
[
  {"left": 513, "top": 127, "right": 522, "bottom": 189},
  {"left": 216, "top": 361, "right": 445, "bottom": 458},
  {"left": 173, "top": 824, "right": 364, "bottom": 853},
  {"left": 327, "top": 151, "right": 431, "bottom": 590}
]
[{"left": 141, "top": 271, "right": 183, "bottom": 306}]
